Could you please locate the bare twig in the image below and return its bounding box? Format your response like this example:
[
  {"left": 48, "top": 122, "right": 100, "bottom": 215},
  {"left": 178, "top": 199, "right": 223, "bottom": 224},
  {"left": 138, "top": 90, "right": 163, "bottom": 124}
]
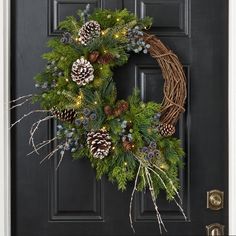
[
  {"left": 10, "top": 97, "right": 32, "bottom": 110},
  {"left": 9, "top": 94, "right": 33, "bottom": 104},
  {"left": 10, "top": 110, "right": 49, "bottom": 129},
  {"left": 29, "top": 115, "right": 54, "bottom": 154},
  {"left": 27, "top": 137, "right": 58, "bottom": 156},
  {"left": 129, "top": 163, "right": 141, "bottom": 233}
]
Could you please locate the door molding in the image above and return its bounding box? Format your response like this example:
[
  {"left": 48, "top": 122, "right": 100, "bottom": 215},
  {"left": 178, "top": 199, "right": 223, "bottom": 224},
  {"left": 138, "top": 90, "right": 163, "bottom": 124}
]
[{"left": 0, "top": 1, "right": 234, "bottom": 236}]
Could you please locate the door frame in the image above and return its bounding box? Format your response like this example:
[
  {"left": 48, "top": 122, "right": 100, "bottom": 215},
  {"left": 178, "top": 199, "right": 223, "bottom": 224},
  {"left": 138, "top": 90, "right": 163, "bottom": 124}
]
[{"left": 0, "top": 1, "right": 235, "bottom": 235}]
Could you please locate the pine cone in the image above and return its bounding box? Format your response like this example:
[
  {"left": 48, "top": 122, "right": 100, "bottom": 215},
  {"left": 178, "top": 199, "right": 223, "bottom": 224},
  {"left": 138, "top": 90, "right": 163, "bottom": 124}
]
[
  {"left": 60, "top": 32, "right": 73, "bottom": 44},
  {"left": 78, "top": 20, "right": 101, "bottom": 45},
  {"left": 98, "top": 53, "right": 114, "bottom": 64},
  {"left": 51, "top": 107, "right": 77, "bottom": 123},
  {"left": 104, "top": 105, "right": 113, "bottom": 116},
  {"left": 117, "top": 101, "right": 129, "bottom": 112},
  {"left": 122, "top": 140, "right": 133, "bottom": 151},
  {"left": 87, "top": 130, "right": 112, "bottom": 159},
  {"left": 88, "top": 51, "right": 100, "bottom": 63},
  {"left": 71, "top": 57, "right": 94, "bottom": 86},
  {"left": 158, "top": 123, "right": 176, "bottom": 137}
]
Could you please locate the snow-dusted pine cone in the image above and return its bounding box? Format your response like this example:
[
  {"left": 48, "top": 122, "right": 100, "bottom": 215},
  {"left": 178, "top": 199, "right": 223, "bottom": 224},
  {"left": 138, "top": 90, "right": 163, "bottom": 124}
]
[
  {"left": 71, "top": 57, "right": 94, "bottom": 86},
  {"left": 87, "top": 130, "right": 112, "bottom": 159},
  {"left": 51, "top": 107, "right": 77, "bottom": 123},
  {"left": 158, "top": 123, "right": 176, "bottom": 137},
  {"left": 78, "top": 20, "right": 101, "bottom": 45}
]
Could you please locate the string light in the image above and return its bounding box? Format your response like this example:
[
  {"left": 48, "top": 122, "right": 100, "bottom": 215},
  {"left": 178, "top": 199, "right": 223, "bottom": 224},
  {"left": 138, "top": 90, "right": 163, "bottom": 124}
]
[
  {"left": 116, "top": 18, "right": 120, "bottom": 22},
  {"left": 65, "top": 78, "right": 69, "bottom": 82},
  {"left": 101, "top": 31, "right": 106, "bottom": 35},
  {"left": 112, "top": 146, "right": 115, "bottom": 150},
  {"left": 115, "top": 34, "right": 119, "bottom": 39},
  {"left": 124, "top": 162, "right": 128, "bottom": 166}
]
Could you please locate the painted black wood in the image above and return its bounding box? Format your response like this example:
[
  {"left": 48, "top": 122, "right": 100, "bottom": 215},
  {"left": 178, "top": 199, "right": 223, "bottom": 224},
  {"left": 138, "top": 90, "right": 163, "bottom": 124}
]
[{"left": 11, "top": 0, "right": 228, "bottom": 235}]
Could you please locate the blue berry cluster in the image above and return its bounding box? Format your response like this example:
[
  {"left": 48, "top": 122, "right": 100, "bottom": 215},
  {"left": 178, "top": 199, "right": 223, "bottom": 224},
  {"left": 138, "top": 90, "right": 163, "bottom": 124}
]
[
  {"left": 120, "top": 120, "right": 133, "bottom": 142},
  {"left": 60, "top": 32, "right": 73, "bottom": 44},
  {"left": 56, "top": 125, "right": 83, "bottom": 153},
  {"left": 35, "top": 80, "right": 56, "bottom": 90},
  {"left": 46, "top": 60, "right": 64, "bottom": 78},
  {"left": 127, "top": 26, "right": 150, "bottom": 54},
  {"left": 140, "top": 141, "right": 159, "bottom": 160},
  {"left": 75, "top": 108, "right": 97, "bottom": 129}
]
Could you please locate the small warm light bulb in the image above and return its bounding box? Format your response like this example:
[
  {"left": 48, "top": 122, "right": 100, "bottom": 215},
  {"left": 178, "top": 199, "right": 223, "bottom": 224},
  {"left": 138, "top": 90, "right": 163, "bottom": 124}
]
[
  {"left": 124, "top": 162, "right": 128, "bottom": 166},
  {"left": 94, "top": 101, "right": 98, "bottom": 105},
  {"left": 116, "top": 18, "right": 120, "bottom": 22},
  {"left": 132, "top": 144, "right": 135, "bottom": 148},
  {"left": 112, "top": 146, "right": 115, "bottom": 150},
  {"left": 65, "top": 78, "right": 69, "bottom": 82},
  {"left": 115, "top": 34, "right": 119, "bottom": 39},
  {"left": 101, "top": 31, "right": 105, "bottom": 35}
]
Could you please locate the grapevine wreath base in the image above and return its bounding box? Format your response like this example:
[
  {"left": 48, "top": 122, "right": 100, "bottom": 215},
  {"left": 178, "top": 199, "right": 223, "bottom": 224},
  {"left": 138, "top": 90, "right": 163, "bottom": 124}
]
[{"left": 11, "top": 5, "right": 187, "bottom": 234}]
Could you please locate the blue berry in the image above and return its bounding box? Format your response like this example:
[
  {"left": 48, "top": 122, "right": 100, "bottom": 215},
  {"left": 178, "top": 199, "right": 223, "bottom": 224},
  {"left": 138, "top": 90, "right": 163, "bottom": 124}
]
[
  {"left": 142, "top": 146, "right": 149, "bottom": 153},
  {"left": 148, "top": 152, "right": 155, "bottom": 159},
  {"left": 83, "top": 108, "right": 91, "bottom": 116},
  {"left": 149, "top": 141, "right": 157, "bottom": 149},
  {"left": 90, "top": 113, "right": 97, "bottom": 120}
]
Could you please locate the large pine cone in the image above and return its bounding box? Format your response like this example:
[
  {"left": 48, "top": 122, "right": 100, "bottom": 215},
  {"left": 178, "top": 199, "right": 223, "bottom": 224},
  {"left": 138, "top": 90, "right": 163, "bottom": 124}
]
[
  {"left": 71, "top": 57, "right": 94, "bottom": 86},
  {"left": 158, "top": 123, "right": 175, "bottom": 137},
  {"left": 87, "top": 130, "right": 112, "bottom": 159},
  {"left": 78, "top": 20, "right": 101, "bottom": 45},
  {"left": 51, "top": 107, "right": 77, "bottom": 123}
]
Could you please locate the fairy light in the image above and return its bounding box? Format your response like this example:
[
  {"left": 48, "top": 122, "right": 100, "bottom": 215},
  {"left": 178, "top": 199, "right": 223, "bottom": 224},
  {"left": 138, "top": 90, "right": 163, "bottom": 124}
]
[
  {"left": 124, "top": 162, "right": 128, "bottom": 166},
  {"left": 132, "top": 144, "right": 135, "bottom": 148},
  {"left": 65, "top": 78, "right": 69, "bottom": 82},
  {"left": 115, "top": 34, "right": 119, "bottom": 39},
  {"left": 112, "top": 146, "right": 115, "bottom": 150},
  {"left": 76, "top": 94, "right": 83, "bottom": 106},
  {"left": 94, "top": 101, "right": 98, "bottom": 105},
  {"left": 116, "top": 18, "right": 120, "bottom": 22},
  {"left": 101, "top": 31, "right": 106, "bottom": 35}
]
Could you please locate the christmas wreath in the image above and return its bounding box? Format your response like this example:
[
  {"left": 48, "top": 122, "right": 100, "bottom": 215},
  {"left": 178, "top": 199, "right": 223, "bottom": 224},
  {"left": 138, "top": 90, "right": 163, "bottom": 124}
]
[{"left": 11, "top": 5, "right": 187, "bottom": 233}]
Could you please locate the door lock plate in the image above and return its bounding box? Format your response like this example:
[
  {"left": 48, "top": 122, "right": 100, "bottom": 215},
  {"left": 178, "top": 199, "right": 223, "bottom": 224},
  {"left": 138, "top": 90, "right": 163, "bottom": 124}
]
[{"left": 207, "top": 189, "right": 224, "bottom": 210}]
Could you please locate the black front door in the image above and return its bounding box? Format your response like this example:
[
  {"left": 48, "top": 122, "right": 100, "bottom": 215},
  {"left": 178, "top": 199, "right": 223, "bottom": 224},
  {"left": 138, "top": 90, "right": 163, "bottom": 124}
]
[{"left": 11, "top": 0, "right": 228, "bottom": 235}]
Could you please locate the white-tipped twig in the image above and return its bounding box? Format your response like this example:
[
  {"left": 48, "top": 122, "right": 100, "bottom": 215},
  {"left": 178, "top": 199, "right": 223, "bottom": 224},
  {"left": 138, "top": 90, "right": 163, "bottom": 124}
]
[
  {"left": 10, "top": 97, "right": 32, "bottom": 110},
  {"left": 40, "top": 143, "right": 64, "bottom": 164},
  {"left": 129, "top": 163, "right": 141, "bottom": 233},
  {"left": 9, "top": 94, "right": 33, "bottom": 104},
  {"left": 147, "top": 165, "right": 186, "bottom": 220},
  {"left": 10, "top": 110, "right": 49, "bottom": 129},
  {"left": 27, "top": 137, "right": 58, "bottom": 156},
  {"left": 153, "top": 164, "right": 183, "bottom": 204},
  {"left": 56, "top": 146, "right": 66, "bottom": 170},
  {"left": 29, "top": 115, "right": 54, "bottom": 154},
  {"left": 145, "top": 167, "right": 167, "bottom": 234}
]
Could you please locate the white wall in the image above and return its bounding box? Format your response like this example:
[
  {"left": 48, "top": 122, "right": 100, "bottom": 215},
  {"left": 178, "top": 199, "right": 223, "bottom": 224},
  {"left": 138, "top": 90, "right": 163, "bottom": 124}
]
[
  {"left": 229, "top": 0, "right": 236, "bottom": 234},
  {"left": 0, "top": 0, "right": 235, "bottom": 235}
]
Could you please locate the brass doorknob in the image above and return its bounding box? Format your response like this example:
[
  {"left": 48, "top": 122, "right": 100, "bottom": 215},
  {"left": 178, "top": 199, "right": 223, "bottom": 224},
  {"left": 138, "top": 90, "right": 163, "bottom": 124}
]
[
  {"left": 206, "top": 223, "right": 224, "bottom": 236},
  {"left": 207, "top": 190, "right": 224, "bottom": 210}
]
